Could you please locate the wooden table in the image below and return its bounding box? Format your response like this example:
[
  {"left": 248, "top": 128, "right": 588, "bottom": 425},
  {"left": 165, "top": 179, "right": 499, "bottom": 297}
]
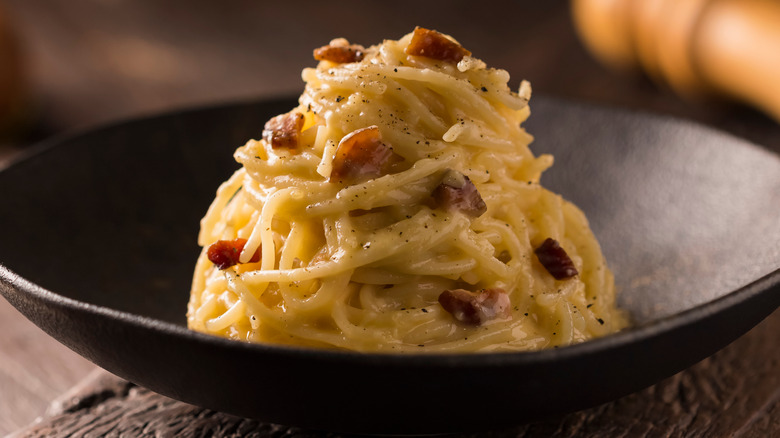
[{"left": 1, "top": 2, "right": 778, "bottom": 436}]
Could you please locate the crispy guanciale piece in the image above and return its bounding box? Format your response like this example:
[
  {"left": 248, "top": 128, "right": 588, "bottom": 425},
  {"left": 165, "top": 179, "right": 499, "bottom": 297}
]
[
  {"left": 329, "top": 126, "right": 402, "bottom": 184},
  {"left": 534, "top": 238, "right": 578, "bottom": 279},
  {"left": 262, "top": 112, "right": 305, "bottom": 149},
  {"left": 438, "top": 288, "right": 511, "bottom": 325},
  {"left": 207, "top": 238, "right": 260, "bottom": 270},
  {"left": 405, "top": 27, "right": 472, "bottom": 63},
  {"left": 432, "top": 169, "right": 487, "bottom": 217},
  {"left": 313, "top": 43, "right": 365, "bottom": 63}
]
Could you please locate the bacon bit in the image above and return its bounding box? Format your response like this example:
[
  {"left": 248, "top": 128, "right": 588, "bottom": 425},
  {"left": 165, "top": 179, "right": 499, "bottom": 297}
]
[
  {"left": 432, "top": 169, "right": 487, "bottom": 217},
  {"left": 534, "top": 238, "right": 578, "bottom": 280},
  {"left": 313, "top": 44, "right": 365, "bottom": 63},
  {"left": 329, "top": 126, "right": 403, "bottom": 184},
  {"left": 438, "top": 288, "right": 511, "bottom": 325},
  {"left": 207, "top": 238, "right": 260, "bottom": 270},
  {"left": 262, "top": 112, "right": 305, "bottom": 149},
  {"left": 405, "top": 27, "right": 472, "bottom": 63}
]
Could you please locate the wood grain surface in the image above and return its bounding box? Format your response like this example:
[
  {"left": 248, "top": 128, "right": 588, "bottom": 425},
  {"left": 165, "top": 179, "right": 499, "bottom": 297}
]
[
  {"left": 10, "top": 311, "right": 780, "bottom": 437},
  {"left": 0, "top": 1, "right": 777, "bottom": 437}
]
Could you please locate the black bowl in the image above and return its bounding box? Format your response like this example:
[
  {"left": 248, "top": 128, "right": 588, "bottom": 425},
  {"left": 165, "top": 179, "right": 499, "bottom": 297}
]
[{"left": 1, "top": 97, "right": 778, "bottom": 435}]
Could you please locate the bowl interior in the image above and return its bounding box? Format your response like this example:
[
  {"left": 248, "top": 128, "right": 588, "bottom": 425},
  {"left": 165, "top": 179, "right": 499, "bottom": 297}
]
[
  {"left": 530, "top": 99, "right": 780, "bottom": 324},
  {"left": 0, "top": 99, "right": 296, "bottom": 325}
]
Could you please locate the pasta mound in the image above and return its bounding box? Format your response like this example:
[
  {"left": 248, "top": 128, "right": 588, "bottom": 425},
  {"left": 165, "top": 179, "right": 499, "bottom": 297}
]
[{"left": 188, "top": 28, "right": 627, "bottom": 352}]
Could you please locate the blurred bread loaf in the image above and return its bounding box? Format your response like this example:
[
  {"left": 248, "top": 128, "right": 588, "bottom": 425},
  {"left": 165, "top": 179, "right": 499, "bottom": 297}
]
[{"left": 572, "top": 0, "right": 780, "bottom": 122}]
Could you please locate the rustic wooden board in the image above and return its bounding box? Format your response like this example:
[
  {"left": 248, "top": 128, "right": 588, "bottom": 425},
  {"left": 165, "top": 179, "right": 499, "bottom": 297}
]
[
  {"left": 12, "top": 309, "right": 779, "bottom": 438},
  {"left": 0, "top": 297, "right": 94, "bottom": 435}
]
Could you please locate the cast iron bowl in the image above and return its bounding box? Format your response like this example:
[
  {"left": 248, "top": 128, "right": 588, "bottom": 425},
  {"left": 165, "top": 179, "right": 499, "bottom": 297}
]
[{"left": 0, "top": 97, "right": 778, "bottom": 435}]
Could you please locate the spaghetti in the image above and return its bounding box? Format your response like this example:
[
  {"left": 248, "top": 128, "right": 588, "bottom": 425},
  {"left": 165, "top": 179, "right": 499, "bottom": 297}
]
[{"left": 188, "top": 28, "right": 627, "bottom": 352}]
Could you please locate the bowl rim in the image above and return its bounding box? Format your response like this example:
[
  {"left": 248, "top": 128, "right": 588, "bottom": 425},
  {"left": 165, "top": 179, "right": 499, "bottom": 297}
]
[{"left": 2, "top": 261, "right": 777, "bottom": 367}]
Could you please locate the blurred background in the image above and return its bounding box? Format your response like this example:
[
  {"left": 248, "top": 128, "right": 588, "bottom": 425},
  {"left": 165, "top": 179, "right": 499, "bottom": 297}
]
[
  {"left": 0, "top": 0, "right": 778, "bottom": 435},
  {"left": 1, "top": 0, "right": 779, "bottom": 165}
]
